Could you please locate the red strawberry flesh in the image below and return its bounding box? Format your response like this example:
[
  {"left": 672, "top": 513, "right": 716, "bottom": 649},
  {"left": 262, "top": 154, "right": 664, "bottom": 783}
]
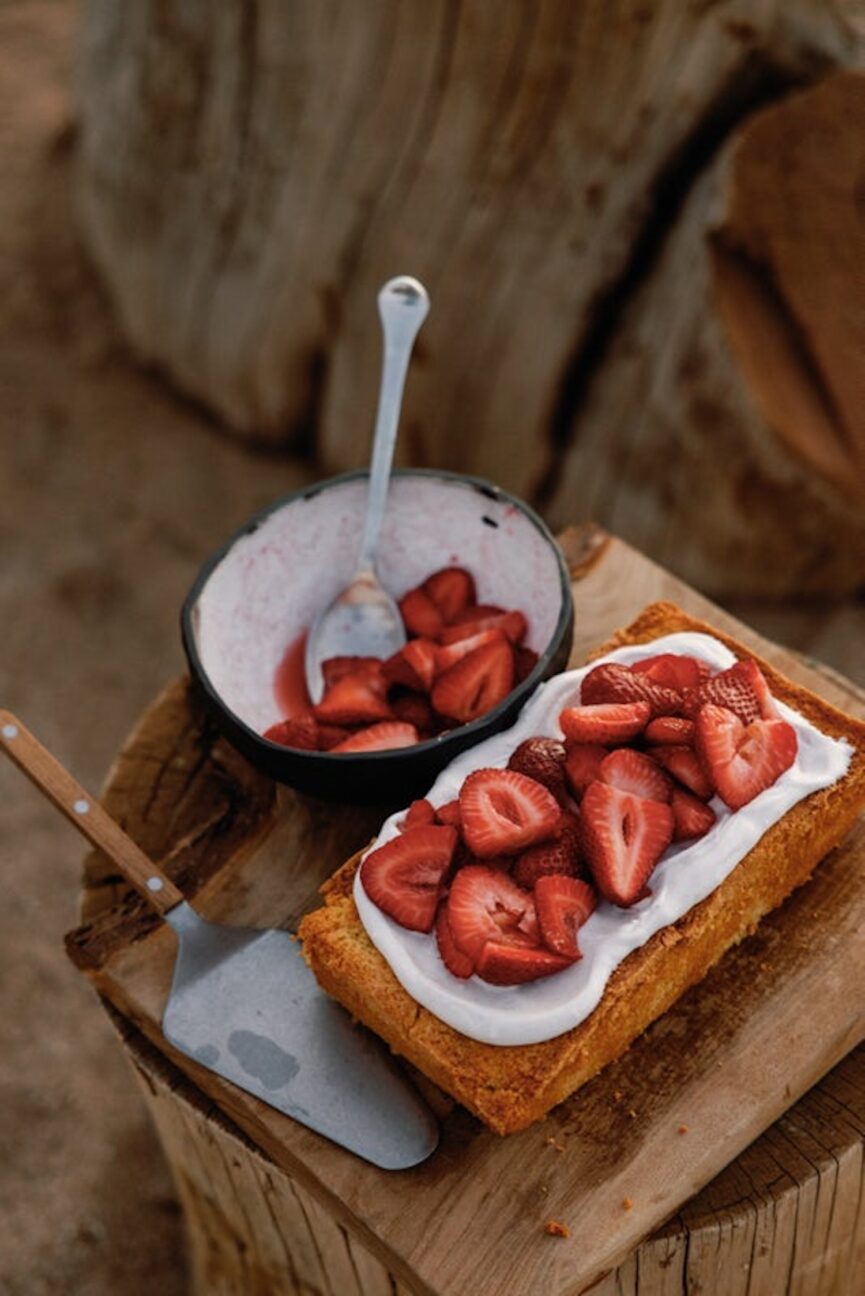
[
  {"left": 559, "top": 701, "right": 651, "bottom": 745},
  {"left": 459, "top": 768, "right": 561, "bottom": 857},
  {"left": 329, "top": 721, "right": 418, "bottom": 753},
  {"left": 475, "top": 942, "right": 574, "bottom": 985},
  {"left": 581, "top": 781, "right": 674, "bottom": 907},
  {"left": 535, "top": 875, "right": 597, "bottom": 959},
  {"left": 564, "top": 743, "right": 608, "bottom": 798},
  {"left": 670, "top": 787, "right": 717, "bottom": 842},
  {"left": 600, "top": 748, "right": 673, "bottom": 803},
  {"left": 423, "top": 566, "right": 476, "bottom": 623},
  {"left": 361, "top": 825, "right": 457, "bottom": 931},
  {"left": 513, "top": 813, "right": 583, "bottom": 888},
  {"left": 431, "top": 638, "right": 515, "bottom": 724},
  {"left": 446, "top": 865, "right": 539, "bottom": 962},
  {"left": 696, "top": 704, "right": 797, "bottom": 810},
  {"left": 581, "top": 662, "right": 682, "bottom": 716}
]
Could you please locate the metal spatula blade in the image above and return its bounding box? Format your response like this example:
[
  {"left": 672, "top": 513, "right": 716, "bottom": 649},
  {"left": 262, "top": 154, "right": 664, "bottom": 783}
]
[
  {"left": 0, "top": 712, "right": 438, "bottom": 1170},
  {"left": 162, "top": 903, "right": 437, "bottom": 1167}
]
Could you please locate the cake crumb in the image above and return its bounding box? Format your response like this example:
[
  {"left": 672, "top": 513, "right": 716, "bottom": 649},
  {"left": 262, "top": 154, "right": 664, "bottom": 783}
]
[
  {"left": 622, "top": 1197, "right": 633, "bottom": 1211},
  {"left": 544, "top": 1220, "right": 570, "bottom": 1238},
  {"left": 546, "top": 1136, "right": 566, "bottom": 1153},
  {"left": 627, "top": 1108, "right": 638, "bottom": 1119},
  {"left": 678, "top": 1124, "right": 689, "bottom": 1135},
  {"left": 612, "top": 1089, "right": 623, "bottom": 1102}
]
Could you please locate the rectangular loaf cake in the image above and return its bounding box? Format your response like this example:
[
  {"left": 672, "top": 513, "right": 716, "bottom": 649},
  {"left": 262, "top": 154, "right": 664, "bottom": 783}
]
[{"left": 298, "top": 602, "right": 865, "bottom": 1134}]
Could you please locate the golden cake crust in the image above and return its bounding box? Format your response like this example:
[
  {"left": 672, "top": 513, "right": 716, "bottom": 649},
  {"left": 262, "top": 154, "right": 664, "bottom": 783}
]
[{"left": 298, "top": 602, "right": 865, "bottom": 1134}]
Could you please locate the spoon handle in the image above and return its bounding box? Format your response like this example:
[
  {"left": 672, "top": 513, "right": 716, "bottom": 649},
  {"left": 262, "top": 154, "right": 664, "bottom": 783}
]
[
  {"left": 0, "top": 710, "right": 184, "bottom": 917},
  {"left": 357, "top": 276, "right": 430, "bottom": 573}
]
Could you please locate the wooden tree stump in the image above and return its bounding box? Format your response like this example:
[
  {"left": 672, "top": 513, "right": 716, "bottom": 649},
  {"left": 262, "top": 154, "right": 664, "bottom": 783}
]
[
  {"left": 70, "top": 526, "right": 865, "bottom": 1296},
  {"left": 78, "top": 1, "right": 865, "bottom": 597}
]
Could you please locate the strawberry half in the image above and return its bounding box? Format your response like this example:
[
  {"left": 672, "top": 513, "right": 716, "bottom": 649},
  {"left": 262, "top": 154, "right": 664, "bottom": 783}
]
[
  {"left": 434, "top": 628, "right": 507, "bottom": 676},
  {"left": 682, "top": 659, "right": 777, "bottom": 725},
  {"left": 559, "top": 701, "right": 651, "bottom": 745},
  {"left": 264, "top": 713, "right": 318, "bottom": 750},
  {"left": 513, "top": 813, "right": 583, "bottom": 888},
  {"left": 644, "top": 715, "right": 696, "bottom": 746},
  {"left": 439, "top": 609, "right": 527, "bottom": 646},
  {"left": 382, "top": 639, "right": 438, "bottom": 693},
  {"left": 399, "top": 587, "right": 444, "bottom": 639},
  {"left": 475, "top": 942, "right": 574, "bottom": 985},
  {"left": 435, "top": 903, "right": 474, "bottom": 978},
  {"left": 446, "top": 865, "right": 538, "bottom": 962},
  {"left": 431, "top": 637, "right": 515, "bottom": 724},
  {"left": 581, "top": 781, "right": 674, "bottom": 907},
  {"left": 671, "top": 787, "right": 717, "bottom": 842},
  {"left": 650, "top": 744, "right": 714, "bottom": 800},
  {"left": 632, "top": 653, "right": 710, "bottom": 692},
  {"left": 580, "top": 662, "right": 682, "bottom": 716},
  {"left": 422, "top": 566, "right": 476, "bottom": 623},
  {"left": 507, "top": 737, "right": 569, "bottom": 805},
  {"left": 599, "top": 748, "right": 673, "bottom": 803},
  {"left": 313, "top": 667, "right": 392, "bottom": 726},
  {"left": 459, "top": 768, "right": 561, "bottom": 857},
  {"left": 360, "top": 825, "right": 457, "bottom": 931},
  {"left": 390, "top": 691, "right": 436, "bottom": 734},
  {"left": 321, "top": 656, "right": 382, "bottom": 690},
  {"left": 329, "top": 721, "right": 418, "bottom": 752},
  {"left": 435, "top": 798, "right": 462, "bottom": 828},
  {"left": 696, "top": 704, "right": 797, "bottom": 810},
  {"left": 402, "top": 798, "right": 436, "bottom": 830},
  {"left": 535, "top": 875, "right": 597, "bottom": 959},
  {"left": 563, "top": 743, "right": 608, "bottom": 799}
]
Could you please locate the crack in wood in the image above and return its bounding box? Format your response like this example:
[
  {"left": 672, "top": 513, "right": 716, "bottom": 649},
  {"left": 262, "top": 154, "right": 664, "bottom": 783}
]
[{"left": 531, "top": 52, "right": 806, "bottom": 515}]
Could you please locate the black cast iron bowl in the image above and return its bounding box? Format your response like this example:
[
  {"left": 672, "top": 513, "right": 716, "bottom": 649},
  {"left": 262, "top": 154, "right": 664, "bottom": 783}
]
[{"left": 181, "top": 470, "right": 574, "bottom": 805}]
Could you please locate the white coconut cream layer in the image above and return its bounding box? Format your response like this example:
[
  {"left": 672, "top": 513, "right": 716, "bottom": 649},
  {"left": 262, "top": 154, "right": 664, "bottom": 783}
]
[{"left": 354, "top": 632, "right": 853, "bottom": 1046}]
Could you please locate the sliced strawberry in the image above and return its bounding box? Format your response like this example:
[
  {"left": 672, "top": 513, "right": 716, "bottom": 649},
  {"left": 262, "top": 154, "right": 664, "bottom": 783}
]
[
  {"left": 459, "top": 768, "right": 561, "bottom": 858},
  {"left": 535, "top": 875, "right": 597, "bottom": 959},
  {"left": 632, "top": 653, "right": 710, "bottom": 693},
  {"left": 446, "top": 865, "right": 539, "bottom": 962},
  {"left": 507, "top": 737, "right": 569, "bottom": 805},
  {"left": 514, "top": 646, "right": 540, "bottom": 683},
  {"left": 399, "top": 587, "right": 444, "bottom": 640},
  {"left": 513, "top": 814, "right": 583, "bottom": 888},
  {"left": 580, "top": 662, "right": 682, "bottom": 716},
  {"left": 475, "top": 942, "right": 573, "bottom": 985},
  {"left": 321, "top": 656, "right": 382, "bottom": 690},
  {"left": 581, "top": 781, "right": 674, "bottom": 907},
  {"left": 563, "top": 743, "right": 608, "bottom": 799},
  {"left": 391, "top": 690, "right": 436, "bottom": 734},
  {"left": 382, "top": 638, "right": 438, "bottom": 693},
  {"left": 423, "top": 566, "right": 476, "bottom": 623},
  {"left": 435, "top": 903, "right": 475, "bottom": 978},
  {"left": 600, "top": 748, "right": 673, "bottom": 803},
  {"left": 434, "top": 628, "right": 507, "bottom": 675},
  {"left": 329, "top": 721, "right": 418, "bottom": 753},
  {"left": 438, "top": 609, "right": 527, "bottom": 646},
  {"left": 559, "top": 701, "right": 651, "bottom": 745},
  {"left": 682, "top": 659, "right": 777, "bottom": 725},
  {"left": 316, "top": 723, "right": 354, "bottom": 750},
  {"left": 671, "top": 787, "right": 717, "bottom": 842},
  {"left": 435, "top": 798, "right": 462, "bottom": 828},
  {"left": 313, "top": 667, "right": 392, "bottom": 726},
  {"left": 263, "top": 713, "right": 318, "bottom": 750},
  {"left": 360, "top": 825, "right": 457, "bottom": 931},
  {"left": 696, "top": 705, "right": 797, "bottom": 810},
  {"left": 449, "top": 603, "right": 505, "bottom": 624},
  {"left": 431, "top": 638, "right": 515, "bottom": 724},
  {"left": 402, "top": 798, "right": 436, "bottom": 830},
  {"left": 644, "top": 715, "right": 696, "bottom": 746},
  {"left": 650, "top": 744, "right": 714, "bottom": 801}
]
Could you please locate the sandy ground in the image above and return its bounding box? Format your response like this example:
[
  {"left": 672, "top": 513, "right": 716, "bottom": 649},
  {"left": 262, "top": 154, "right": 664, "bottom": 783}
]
[{"left": 0, "top": 6, "right": 862, "bottom": 1296}]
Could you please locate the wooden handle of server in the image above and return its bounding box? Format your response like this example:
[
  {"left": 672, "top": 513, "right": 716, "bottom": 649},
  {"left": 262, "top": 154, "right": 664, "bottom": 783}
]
[{"left": 0, "top": 710, "right": 184, "bottom": 916}]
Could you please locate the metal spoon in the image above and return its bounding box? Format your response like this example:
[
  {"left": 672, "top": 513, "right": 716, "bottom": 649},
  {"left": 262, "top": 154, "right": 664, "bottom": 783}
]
[{"left": 305, "top": 276, "right": 430, "bottom": 703}]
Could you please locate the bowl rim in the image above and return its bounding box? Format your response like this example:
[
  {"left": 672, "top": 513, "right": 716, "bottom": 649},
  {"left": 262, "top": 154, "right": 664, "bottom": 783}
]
[{"left": 180, "top": 467, "right": 574, "bottom": 766}]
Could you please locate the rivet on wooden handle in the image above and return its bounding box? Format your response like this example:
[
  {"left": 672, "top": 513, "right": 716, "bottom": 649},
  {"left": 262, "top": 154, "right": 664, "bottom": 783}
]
[{"left": 0, "top": 710, "right": 185, "bottom": 917}]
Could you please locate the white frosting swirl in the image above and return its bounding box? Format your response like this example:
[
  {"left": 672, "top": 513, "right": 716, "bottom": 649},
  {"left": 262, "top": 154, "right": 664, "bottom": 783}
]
[{"left": 354, "top": 633, "right": 852, "bottom": 1045}]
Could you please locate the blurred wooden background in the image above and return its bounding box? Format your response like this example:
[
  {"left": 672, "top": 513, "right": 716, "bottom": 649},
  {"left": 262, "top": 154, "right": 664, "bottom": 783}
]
[{"left": 77, "top": 0, "right": 865, "bottom": 599}]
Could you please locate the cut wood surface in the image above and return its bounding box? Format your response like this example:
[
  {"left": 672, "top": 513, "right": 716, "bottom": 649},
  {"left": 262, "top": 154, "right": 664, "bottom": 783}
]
[
  {"left": 68, "top": 526, "right": 865, "bottom": 1296},
  {"left": 78, "top": 2, "right": 865, "bottom": 597}
]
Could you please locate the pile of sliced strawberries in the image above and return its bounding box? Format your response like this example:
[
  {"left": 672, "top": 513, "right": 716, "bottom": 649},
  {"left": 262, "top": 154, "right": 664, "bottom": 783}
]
[
  {"left": 359, "top": 650, "right": 799, "bottom": 985},
  {"left": 264, "top": 566, "right": 536, "bottom": 754}
]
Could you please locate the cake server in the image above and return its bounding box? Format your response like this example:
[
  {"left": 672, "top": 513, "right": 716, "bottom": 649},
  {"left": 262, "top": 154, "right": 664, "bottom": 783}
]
[{"left": 0, "top": 711, "right": 439, "bottom": 1170}]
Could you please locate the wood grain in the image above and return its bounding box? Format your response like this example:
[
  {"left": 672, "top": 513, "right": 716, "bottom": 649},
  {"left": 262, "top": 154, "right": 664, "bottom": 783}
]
[
  {"left": 78, "top": 2, "right": 865, "bottom": 598},
  {"left": 68, "top": 527, "right": 865, "bottom": 1295}
]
